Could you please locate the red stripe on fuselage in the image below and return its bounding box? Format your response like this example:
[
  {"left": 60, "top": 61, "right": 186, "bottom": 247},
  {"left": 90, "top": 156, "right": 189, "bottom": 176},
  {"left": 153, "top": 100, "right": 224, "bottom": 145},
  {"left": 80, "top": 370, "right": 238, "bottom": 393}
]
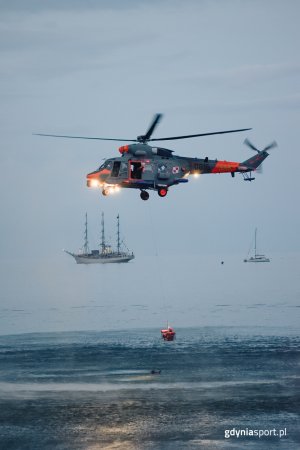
[{"left": 211, "top": 161, "right": 240, "bottom": 173}]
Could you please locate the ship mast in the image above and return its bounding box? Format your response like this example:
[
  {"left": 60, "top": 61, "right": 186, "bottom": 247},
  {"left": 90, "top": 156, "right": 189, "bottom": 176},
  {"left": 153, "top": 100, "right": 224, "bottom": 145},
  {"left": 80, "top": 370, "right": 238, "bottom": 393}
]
[
  {"left": 254, "top": 227, "right": 257, "bottom": 258},
  {"left": 84, "top": 212, "right": 89, "bottom": 254},
  {"left": 101, "top": 212, "right": 106, "bottom": 253},
  {"left": 117, "top": 214, "right": 120, "bottom": 255}
]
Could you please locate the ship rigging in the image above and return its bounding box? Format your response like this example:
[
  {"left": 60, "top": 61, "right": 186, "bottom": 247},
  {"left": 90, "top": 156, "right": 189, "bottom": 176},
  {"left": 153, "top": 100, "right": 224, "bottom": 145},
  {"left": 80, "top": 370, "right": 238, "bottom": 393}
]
[{"left": 64, "top": 213, "right": 134, "bottom": 264}]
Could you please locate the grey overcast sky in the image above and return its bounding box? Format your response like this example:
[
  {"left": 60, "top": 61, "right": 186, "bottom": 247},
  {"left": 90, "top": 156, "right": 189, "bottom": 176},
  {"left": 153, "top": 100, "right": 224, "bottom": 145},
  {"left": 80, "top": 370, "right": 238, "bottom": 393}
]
[{"left": 0, "top": 0, "right": 299, "bottom": 334}]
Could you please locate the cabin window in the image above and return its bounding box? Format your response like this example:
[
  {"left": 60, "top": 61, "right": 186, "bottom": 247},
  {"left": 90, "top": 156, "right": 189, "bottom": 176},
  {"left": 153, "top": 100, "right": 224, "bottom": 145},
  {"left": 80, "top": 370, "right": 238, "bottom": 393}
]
[
  {"left": 111, "top": 161, "right": 121, "bottom": 177},
  {"left": 130, "top": 162, "right": 143, "bottom": 179},
  {"left": 119, "top": 162, "right": 128, "bottom": 177}
]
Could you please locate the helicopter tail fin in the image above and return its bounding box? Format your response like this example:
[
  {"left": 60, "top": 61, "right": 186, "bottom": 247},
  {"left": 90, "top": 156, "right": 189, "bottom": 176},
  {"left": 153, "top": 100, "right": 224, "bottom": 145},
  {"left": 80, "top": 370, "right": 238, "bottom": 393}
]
[
  {"left": 240, "top": 151, "right": 269, "bottom": 171},
  {"left": 239, "top": 139, "right": 277, "bottom": 171}
]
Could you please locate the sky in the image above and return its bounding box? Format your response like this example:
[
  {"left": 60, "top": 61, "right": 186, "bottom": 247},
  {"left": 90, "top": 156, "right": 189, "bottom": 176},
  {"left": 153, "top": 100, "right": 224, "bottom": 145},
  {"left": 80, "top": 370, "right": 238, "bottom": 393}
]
[{"left": 0, "top": 0, "right": 299, "bottom": 334}]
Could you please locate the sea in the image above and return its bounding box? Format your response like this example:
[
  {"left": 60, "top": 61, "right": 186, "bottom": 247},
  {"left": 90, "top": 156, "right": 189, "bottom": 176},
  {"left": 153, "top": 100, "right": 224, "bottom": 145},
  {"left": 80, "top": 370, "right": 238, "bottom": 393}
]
[{"left": 0, "top": 327, "right": 299, "bottom": 450}]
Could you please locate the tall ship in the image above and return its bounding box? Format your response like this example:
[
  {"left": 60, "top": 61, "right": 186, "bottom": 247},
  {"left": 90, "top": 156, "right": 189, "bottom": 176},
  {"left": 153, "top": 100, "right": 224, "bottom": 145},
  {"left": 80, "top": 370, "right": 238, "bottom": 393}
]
[
  {"left": 244, "top": 228, "right": 270, "bottom": 263},
  {"left": 65, "top": 213, "right": 135, "bottom": 264}
]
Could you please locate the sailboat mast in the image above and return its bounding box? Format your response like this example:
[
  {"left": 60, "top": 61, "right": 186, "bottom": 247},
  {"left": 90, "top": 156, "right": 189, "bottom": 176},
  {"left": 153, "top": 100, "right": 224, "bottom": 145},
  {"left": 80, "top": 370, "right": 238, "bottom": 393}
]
[
  {"left": 254, "top": 228, "right": 257, "bottom": 257},
  {"left": 101, "top": 212, "right": 105, "bottom": 253},
  {"left": 117, "top": 214, "right": 120, "bottom": 255},
  {"left": 84, "top": 212, "right": 89, "bottom": 254}
]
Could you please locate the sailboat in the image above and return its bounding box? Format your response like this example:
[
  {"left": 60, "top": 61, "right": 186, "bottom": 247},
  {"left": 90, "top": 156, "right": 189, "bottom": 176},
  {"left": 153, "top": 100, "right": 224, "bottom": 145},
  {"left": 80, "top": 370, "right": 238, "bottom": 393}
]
[
  {"left": 64, "top": 213, "right": 135, "bottom": 264},
  {"left": 244, "top": 228, "right": 270, "bottom": 263}
]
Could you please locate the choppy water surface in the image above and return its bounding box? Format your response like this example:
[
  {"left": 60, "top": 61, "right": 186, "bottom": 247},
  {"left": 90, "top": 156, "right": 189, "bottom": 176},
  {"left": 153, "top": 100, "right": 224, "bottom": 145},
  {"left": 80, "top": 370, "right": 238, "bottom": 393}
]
[{"left": 0, "top": 327, "right": 299, "bottom": 449}]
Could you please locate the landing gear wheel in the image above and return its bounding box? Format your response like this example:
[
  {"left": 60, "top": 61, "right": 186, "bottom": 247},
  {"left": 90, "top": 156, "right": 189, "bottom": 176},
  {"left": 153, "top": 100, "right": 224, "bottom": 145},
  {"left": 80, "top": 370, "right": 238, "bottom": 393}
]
[
  {"left": 158, "top": 187, "right": 168, "bottom": 197},
  {"left": 140, "top": 190, "right": 149, "bottom": 201},
  {"left": 102, "top": 188, "right": 110, "bottom": 196}
]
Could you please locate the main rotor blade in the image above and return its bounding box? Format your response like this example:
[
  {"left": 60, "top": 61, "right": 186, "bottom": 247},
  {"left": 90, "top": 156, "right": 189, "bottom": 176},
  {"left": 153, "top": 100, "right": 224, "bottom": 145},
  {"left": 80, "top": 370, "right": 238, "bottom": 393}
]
[
  {"left": 148, "top": 128, "right": 252, "bottom": 142},
  {"left": 143, "top": 113, "right": 163, "bottom": 140},
  {"left": 34, "top": 126, "right": 252, "bottom": 143},
  {"left": 33, "top": 133, "right": 137, "bottom": 142},
  {"left": 263, "top": 141, "right": 277, "bottom": 152}
]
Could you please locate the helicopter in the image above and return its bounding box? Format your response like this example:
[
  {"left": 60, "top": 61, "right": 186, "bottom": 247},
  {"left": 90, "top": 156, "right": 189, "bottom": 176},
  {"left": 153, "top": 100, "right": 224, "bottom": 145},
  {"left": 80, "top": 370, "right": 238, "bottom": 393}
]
[{"left": 35, "top": 114, "right": 276, "bottom": 200}]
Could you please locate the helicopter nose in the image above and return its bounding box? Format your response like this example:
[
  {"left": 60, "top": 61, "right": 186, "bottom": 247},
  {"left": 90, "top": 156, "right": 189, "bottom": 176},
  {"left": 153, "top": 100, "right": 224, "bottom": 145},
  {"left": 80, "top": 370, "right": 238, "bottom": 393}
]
[{"left": 86, "top": 171, "right": 101, "bottom": 188}]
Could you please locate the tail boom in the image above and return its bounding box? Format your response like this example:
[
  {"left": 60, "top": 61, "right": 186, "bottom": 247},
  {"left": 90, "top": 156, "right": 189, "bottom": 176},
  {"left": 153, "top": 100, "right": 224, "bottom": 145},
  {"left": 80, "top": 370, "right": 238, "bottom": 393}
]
[{"left": 208, "top": 151, "right": 268, "bottom": 175}]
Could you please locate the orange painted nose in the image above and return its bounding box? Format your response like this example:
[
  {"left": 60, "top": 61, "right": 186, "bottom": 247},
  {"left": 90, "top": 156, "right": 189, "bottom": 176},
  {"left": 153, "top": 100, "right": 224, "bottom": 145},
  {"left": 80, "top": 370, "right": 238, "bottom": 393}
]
[
  {"left": 87, "top": 171, "right": 100, "bottom": 180},
  {"left": 86, "top": 171, "right": 100, "bottom": 187}
]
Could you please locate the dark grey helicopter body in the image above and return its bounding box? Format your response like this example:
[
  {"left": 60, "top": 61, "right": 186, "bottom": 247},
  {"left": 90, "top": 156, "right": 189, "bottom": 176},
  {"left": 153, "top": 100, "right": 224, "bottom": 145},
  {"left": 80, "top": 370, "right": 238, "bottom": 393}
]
[
  {"left": 35, "top": 114, "right": 276, "bottom": 200},
  {"left": 88, "top": 143, "right": 188, "bottom": 198},
  {"left": 87, "top": 142, "right": 236, "bottom": 200}
]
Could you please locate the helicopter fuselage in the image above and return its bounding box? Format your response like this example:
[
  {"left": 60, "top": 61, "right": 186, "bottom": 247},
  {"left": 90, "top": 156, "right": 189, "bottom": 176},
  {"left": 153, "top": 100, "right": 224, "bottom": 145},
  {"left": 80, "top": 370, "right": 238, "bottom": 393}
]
[
  {"left": 34, "top": 113, "right": 274, "bottom": 200},
  {"left": 86, "top": 143, "right": 265, "bottom": 200}
]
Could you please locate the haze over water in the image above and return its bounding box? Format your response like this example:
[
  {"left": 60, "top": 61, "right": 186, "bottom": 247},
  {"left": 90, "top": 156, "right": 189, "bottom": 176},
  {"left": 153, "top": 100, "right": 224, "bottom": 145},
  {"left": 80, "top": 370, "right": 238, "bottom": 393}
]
[{"left": 1, "top": 251, "right": 299, "bottom": 335}]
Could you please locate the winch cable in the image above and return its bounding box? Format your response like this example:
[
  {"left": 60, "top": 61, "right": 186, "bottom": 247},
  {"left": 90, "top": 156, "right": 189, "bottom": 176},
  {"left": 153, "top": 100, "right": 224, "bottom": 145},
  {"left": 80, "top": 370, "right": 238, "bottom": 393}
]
[{"left": 146, "top": 201, "right": 169, "bottom": 330}]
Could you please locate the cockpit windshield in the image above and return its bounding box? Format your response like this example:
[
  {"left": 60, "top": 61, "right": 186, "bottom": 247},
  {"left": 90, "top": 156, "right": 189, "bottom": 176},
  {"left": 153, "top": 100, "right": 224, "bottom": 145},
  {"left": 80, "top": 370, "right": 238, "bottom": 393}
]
[{"left": 98, "top": 160, "right": 112, "bottom": 171}]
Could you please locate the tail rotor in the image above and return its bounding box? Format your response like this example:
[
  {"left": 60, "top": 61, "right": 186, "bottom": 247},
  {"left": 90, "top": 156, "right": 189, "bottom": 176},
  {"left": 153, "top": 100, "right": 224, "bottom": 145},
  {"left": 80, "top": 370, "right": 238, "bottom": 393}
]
[
  {"left": 244, "top": 138, "right": 277, "bottom": 153},
  {"left": 241, "top": 138, "right": 277, "bottom": 179}
]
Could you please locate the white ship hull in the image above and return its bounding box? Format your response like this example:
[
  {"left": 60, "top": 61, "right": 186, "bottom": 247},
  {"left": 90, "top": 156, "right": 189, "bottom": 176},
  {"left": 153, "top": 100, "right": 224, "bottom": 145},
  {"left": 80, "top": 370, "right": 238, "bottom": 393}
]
[
  {"left": 74, "top": 255, "right": 134, "bottom": 264},
  {"left": 67, "top": 252, "right": 134, "bottom": 264},
  {"left": 244, "top": 257, "right": 270, "bottom": 263}
]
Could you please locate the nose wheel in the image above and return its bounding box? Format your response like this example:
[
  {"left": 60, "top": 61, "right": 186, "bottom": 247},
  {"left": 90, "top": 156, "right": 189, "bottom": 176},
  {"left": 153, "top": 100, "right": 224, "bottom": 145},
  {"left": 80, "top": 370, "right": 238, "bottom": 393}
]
[
  {"left": 102, "top": 188, "right": 110, "bottom": 196},
  {"left": 140, "top": 190, "right": 149, "bottom": 201}
]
